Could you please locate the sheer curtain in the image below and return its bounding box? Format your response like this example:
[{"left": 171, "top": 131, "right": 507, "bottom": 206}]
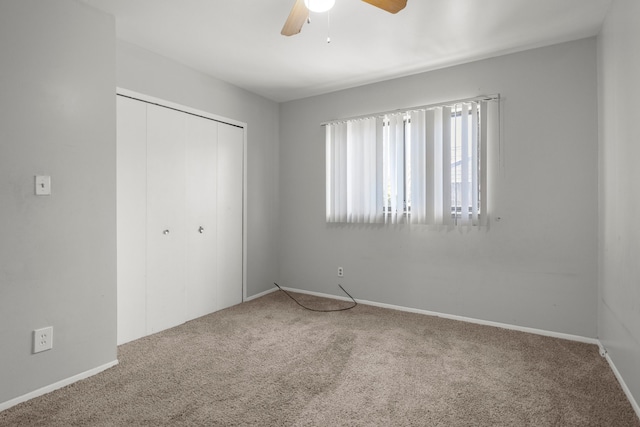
[{"left": 326, "top": 98, "right": 497, "bottom": 225}]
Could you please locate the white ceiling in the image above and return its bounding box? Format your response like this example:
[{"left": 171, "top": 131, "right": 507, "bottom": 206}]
[{"left": 82, "top": 0, "right": 612, "bottom": 102}]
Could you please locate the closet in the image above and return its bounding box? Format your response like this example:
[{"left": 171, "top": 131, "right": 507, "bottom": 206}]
[{"left": 116, "top": 94, "right": 243, "bottom": 345}]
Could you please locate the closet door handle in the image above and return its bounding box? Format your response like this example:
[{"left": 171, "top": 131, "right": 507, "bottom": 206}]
[
  {"left": 163, "top": 229, "right": 170, "bottom": 235},
  {"left": 198, "top": 226, "right": 204, "bottom": 234}
]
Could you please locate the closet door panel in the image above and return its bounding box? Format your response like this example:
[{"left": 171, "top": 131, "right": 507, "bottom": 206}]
[
  {"left": 116, "top": 96, "right": 147, "bottom": 345},
  {"left": 185, "top": 116, "right": 218, "bottom": 320},
  {"left": 217, "top": 123, "right": 243, "bottom": 310},
  {"left": 146, "top": 104, "right": 187, "bottom": 334}
]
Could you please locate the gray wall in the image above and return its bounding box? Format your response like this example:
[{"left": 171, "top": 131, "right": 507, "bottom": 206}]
[
  {"left": 598, "top": 0, "right": 640, "bottom": 407},
  {"left": 279, "top": 38, "right": 599, "bottom": 338},
  {"left": 116, "top": 41, "right": 280, "bottom": 299},
  {"left": 0, "top": 0, "right": 117, "bottom": 404}
]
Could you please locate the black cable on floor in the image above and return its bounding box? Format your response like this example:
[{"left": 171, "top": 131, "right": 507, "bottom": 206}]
[{"left": 273, "top": 283, "right": 357, "bottom": 312}]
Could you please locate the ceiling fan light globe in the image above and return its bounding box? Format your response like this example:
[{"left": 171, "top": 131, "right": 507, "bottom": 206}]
[{"left": 304, "top": 0, "right": 335, "bottom": 13}]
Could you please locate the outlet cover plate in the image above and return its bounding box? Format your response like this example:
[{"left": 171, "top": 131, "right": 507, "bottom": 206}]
[{"left": 33, "top": 326, "right": 53, "bottom": 353}]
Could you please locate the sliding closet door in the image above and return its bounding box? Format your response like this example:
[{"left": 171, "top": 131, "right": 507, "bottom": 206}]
[
  {"left": 185, "top": 116, "right": 218, "bottom": 321},
  {"left": 116, "top": 96, "right": 147, "bottom": 344},
  {"left": 217, "top": 123, "right": 243, "bottom": 310},
  {"left": 146, "top": 104, "right": 187, "bottom": 334}
]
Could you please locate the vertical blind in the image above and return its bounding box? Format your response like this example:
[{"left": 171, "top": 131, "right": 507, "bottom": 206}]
[{"left": 326, "top": 97, "right": 498, "bottom": 225}]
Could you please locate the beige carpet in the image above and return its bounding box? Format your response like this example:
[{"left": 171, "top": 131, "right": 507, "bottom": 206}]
[{"left": 1, "top": 290, "right": 638, "bottom": 426}]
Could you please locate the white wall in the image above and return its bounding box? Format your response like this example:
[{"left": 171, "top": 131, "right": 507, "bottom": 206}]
[
  {"left": 0, "top": 0, "right": 117, "bottom": 405},
  {"left": 279, "top": 38, "right": 599, "bottom": 337},
  {"left": 116, "top": 41, "right": 280, "bottom": 298},
  {"left": 598, "top": 0, "right": 640, "bottom": 408}
]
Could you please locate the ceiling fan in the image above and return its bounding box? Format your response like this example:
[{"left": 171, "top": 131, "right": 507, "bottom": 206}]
[{"left": 281, "top": 0, "right": 407, "bottom": 36}]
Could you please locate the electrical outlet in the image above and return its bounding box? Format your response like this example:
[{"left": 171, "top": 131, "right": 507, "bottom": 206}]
[
  {"left": 337, "top": 267, "right": 344, "bottom": 277},
  {"left": 33, "top": 326, "right": 53, "bottom": 353}
]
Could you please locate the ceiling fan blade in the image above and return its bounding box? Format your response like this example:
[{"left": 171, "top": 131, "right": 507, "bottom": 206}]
[
  {"left": 361, "top": 0, "right": 407, "bottom": 14},
  {"left": 281, "top": 0, "right": 309, "bottom": 36}
]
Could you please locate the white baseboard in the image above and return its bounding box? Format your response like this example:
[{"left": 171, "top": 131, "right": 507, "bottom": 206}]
[
  {"left": 0, "top": 359, "right": 119, "bottom": 413},
  {"left": 600, "top": 348, "right": 640, "bottom": 421},
  {"left": 244, "top": 286, "right": 278, "bottom": 302},
  {"left": 278, "top": 285, "right": 599, "bottom": 344}
]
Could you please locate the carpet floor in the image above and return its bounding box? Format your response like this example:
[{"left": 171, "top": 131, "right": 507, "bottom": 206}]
[{"left": 1, "top": 290, "right": 638, "bottom": 426}]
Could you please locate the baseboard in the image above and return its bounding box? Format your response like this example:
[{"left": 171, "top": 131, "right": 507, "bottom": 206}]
[
  {"left": 244, "top": 287, "right": 278, "bottom": 302},
  {"left": 600, "top": 347, "right": 640, "bottom": 421},
  {"left": 0, "top": 359, "right": 119, "bottom": 413},
  {"left": 278, "top": 285, "right": 599, "bottom": 345}
]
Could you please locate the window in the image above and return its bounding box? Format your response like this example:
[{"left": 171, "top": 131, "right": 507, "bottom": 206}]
[{"left": 326, "top": 97, "right": 498, "bottom": 225}]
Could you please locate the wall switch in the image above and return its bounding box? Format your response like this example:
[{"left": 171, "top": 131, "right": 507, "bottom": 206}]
[
  {"left": 337, "top": 267, "right": 344, "bottom": 278},
  {"left": 35, "top": 175, "right": 51, "bottom": 196},
  {"left": 33, "top": 326, "right": 53, "bottom": 353}
]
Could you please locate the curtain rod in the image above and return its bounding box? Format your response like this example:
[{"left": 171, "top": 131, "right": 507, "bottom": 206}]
[{"left": 320, "top": 94, "right": 500, "bottom": 126}]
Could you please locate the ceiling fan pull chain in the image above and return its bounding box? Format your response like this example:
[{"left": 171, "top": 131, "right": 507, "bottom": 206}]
[{"left": 327, "top": 10, "right": 331, "bottom": 43}]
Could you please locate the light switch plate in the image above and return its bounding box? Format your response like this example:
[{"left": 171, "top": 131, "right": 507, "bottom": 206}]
[{"left": 35, "top": 175, "right": 51, "bottom": 196}]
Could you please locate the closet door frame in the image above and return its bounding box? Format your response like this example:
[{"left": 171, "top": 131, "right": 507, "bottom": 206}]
[{"left": 117, "top": 87, "right": 248, "bottom": 304}]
